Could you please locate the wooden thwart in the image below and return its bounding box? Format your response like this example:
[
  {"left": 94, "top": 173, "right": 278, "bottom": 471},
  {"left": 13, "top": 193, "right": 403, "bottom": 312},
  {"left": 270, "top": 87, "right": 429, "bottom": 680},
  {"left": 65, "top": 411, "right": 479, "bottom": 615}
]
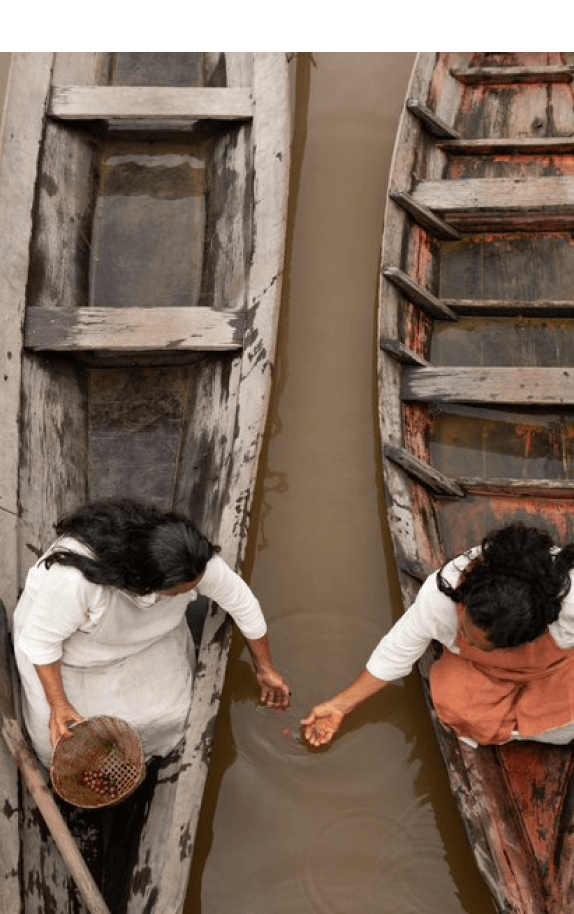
[
  {"left": 443, "top": 299, "right": 574, "bottom": 317},
  {"left": 402, "top": 366, "right": 574, "bottom": 404},
  {"left": 49, "top": 86, "right": 254, "bottom": 121},
  {"left": 24, "top": 307, "right": 246, "bottom": 352},
  {"left": 413, "top": 177, "right": 574, "bottom": 213},
  {"left": 460, "top": 478, "right": 574, "bottom": 498},
  {"left": 450, "top": 65, "right": 574, "bottom": 84},
  {"left": 440, "top": 137, "right": 574, "bottom": 155}
]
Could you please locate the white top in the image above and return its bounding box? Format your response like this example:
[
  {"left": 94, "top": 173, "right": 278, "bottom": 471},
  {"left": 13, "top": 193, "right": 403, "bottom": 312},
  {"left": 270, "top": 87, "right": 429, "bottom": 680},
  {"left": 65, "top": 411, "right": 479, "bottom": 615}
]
[
  {"left": 366, "top": 548, "right": 574, "bottom": 682},
  {"left": 13, "top": 539, "right": 267, "bottom": 765},
  {"left": 15, "top": 544, "right": 267, "bottom": 668}
]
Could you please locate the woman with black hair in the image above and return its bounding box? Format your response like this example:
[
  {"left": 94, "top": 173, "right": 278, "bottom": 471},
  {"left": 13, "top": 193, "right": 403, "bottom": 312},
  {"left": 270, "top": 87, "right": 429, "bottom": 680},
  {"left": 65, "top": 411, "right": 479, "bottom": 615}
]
[
  {"left": 14, "top": 499, "right": 291, "bottom": 768},
  {"left": 303, "top": 523, "right": 574, "bottom": 748}
]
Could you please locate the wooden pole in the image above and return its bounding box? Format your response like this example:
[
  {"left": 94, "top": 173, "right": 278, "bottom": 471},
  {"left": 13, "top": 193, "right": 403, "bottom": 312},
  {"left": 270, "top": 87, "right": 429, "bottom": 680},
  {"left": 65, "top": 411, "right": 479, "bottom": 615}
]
[{"left": 0, "top": 603, "right": 112, "bottom": 914}]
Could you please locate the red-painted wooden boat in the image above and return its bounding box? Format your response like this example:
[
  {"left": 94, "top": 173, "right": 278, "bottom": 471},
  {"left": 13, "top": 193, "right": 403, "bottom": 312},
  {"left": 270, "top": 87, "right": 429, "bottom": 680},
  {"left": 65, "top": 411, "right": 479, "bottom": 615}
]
[
  {"left": 378, "top": 52, "right": 574, "bottom": 914},
  {"left": 0, "top": 52, "right": 289, "bottom": 913}
]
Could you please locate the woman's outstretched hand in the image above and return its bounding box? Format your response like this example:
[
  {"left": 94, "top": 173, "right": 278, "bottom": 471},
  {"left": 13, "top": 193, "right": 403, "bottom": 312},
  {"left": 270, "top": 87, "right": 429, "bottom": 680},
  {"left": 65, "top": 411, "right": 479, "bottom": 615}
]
[
  {"left": 246, "top": 634, "right": 291, "bottom": 709},
  {"left": 301, "top": 671, "right": 389, "bottom": 748},
  {"left": 301, "top": 701, "right": 345, "bottom": 747},
  {"left": 256, "top": 667, "right": 292, "bottom": 709}
]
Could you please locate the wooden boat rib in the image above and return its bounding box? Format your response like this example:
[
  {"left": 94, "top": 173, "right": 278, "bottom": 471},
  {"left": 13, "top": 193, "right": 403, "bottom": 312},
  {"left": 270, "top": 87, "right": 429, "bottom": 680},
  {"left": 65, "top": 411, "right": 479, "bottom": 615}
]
[
  {"left": 378, "top": 52, "right": 574, "bottom": 914},
  {"left": 0, "top": 52, "right": 289, "bottom": 913}
]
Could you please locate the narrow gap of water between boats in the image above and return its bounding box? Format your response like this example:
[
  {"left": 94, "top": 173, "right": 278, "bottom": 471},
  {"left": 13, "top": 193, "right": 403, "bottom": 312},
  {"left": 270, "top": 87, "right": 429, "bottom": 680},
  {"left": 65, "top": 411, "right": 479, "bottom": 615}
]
[{"left": 185, "top": 53, "right": 496, "bottom": 914}]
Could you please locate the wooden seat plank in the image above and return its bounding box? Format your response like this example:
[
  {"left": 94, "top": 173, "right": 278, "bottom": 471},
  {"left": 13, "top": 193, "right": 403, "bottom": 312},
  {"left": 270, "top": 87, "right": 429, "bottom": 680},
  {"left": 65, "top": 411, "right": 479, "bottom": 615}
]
[
  {"left": 460, "top": 478, "right": 574, "bottom": 497},
  {"left": 413, "top": 177, "right": 574, "bottom": 213},
  {"left": 443, "top": 299, "right": 574, "bottom": 317},
  {"left": 440, "top": 137, "right": 574, "bottom": 155},
  {"left": 451, "top": 66, "right": 574, "bottom": 85},
  {"left": 24, "top": 307, "right": 245, "bottom": 352},
  {"left": 403, "top": 366, "right": 574, "bottom": 404},
  {"left": 49, "top": 86, "right": 253, "bottom": 121}
]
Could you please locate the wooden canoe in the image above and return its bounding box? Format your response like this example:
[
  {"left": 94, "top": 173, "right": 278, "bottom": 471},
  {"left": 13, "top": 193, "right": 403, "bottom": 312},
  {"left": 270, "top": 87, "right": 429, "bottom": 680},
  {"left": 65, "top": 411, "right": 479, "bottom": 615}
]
[
  {"left": 0, "top": 52, "right": 290, "bottom": 913},
  {"left": 378, "top": 52, "right": 574, "bottom": 914}
]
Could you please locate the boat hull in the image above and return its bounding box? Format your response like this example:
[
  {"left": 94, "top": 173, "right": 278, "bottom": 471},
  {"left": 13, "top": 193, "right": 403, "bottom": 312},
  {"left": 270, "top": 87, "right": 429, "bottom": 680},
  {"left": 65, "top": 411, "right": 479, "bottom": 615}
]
[
  {"left": 0, "top": 52, "right": 290, "bottom": 913},
  {"left": 379, "top": 52, "right": 574, "bottom": 914}
]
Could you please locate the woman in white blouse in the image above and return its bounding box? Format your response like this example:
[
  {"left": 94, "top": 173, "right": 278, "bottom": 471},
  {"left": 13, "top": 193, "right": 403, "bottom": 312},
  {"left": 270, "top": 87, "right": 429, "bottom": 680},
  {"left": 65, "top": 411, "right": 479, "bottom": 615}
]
[
  {"left": 303, "top": 523, "right": 574, "bottom": 748},
  {"left": 14, "top": 498, "right": 290, "bottom": 768}
]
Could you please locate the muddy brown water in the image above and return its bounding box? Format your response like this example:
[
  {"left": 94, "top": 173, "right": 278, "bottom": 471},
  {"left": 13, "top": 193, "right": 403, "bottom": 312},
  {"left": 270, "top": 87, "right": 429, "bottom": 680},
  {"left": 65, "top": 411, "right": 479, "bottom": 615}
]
[
  {"left": 0, "top": 52, "right": 496, "bottom": 914},
  {"left": 185, "top": 54, "right": 496, "bottom": 914}
]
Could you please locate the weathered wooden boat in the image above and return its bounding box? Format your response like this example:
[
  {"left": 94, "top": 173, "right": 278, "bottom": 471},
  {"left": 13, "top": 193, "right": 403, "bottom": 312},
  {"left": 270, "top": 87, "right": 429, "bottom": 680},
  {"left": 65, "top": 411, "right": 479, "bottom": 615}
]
[
  {"left": 0, "top": 52, "right": 290, "bottom": 912},
  {"left": 378, "top": 52, "right": 574, "bottom": 914}
]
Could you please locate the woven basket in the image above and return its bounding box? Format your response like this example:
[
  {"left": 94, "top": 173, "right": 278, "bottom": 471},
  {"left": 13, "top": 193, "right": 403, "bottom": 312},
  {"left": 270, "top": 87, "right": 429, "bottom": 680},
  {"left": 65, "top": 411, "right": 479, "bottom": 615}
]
[{"left": 50, "top": 716, "right": 146, "bottom": 809}]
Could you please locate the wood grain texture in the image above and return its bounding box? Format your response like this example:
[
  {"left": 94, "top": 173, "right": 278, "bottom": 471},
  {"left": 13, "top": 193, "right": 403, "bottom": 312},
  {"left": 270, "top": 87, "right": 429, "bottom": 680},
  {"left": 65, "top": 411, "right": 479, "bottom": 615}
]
[
  {"left": 0, "top": 51, "right": 290, "bottom": 914},
  {"left": 378, "top": 52, "right": 574, "bottom": 914},
  {"left": 403, "top": 366, "right": 574, "bottom": 404},
  {"left": 24, "top": 307, "right": 246, "bottom": 351},
  {"left": 50, "top": 86, "right": 253, "bottom": 120},
  {"left": 414, "top": 176, "right": 574, "bottom": 212}
]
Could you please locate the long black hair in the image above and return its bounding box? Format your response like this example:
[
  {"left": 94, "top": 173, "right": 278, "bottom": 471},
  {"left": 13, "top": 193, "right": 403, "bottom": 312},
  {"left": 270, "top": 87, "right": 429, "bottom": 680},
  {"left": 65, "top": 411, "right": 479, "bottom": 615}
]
[
  {"left": 437, "top": 523, "right": 574, "bottom": 648},
  {"left": 42, "top": 499, "right": 220, "bottom": 595}
]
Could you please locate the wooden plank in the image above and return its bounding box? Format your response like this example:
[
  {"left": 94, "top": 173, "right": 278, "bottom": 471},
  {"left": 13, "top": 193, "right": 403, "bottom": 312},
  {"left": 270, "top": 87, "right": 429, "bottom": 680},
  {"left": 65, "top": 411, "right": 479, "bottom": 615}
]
[
  {"left": 378, "top": 54, "right": 446, "bottom": 568},
  {"left": 49, "top": 86, "right": 253, "bottom": 120},
  {"left": 414, "top": 177, "right": 574, "bottom": 213},
  {"left": 384, "top": 444, "right": 466, "bottom": 497},
  {"left": 402, "top": 366, "right": 574, "bottom": 404},
  {"left": 149, "top": 53, "right": 290, "bottom": 914},
  {"left": 379, "top": 338, "right": 430, "bottom": 366},
  {"left": 443, "top": 298, "right": 574, "bottom": 317},
  {"left": 406, "top": 98, "right": 459, "bottom": 138},
  {"left": 383, "top": 267, "right": 458, "bottom": 321},
  {"left": 460, "top": 479, "right": 574, "bottom": 498},
  {"left": 0, "top": 53, "right": 53, "bottom": 617},
  {"left": 24, "top": 307, "right": 246, "bottom": 352},
  {"left": 451, "top": 65, "right": 574, "bottom": 85},
  {"left": 440, "top": 137, "right": 574, "bottom": 155},
  {"left": 389, "top": 189, "right": 460, "bottom": 240}
]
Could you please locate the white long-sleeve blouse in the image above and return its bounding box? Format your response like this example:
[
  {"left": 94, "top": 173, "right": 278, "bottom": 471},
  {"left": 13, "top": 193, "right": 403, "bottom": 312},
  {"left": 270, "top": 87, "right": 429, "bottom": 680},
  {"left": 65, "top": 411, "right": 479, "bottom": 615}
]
[{"left": 366, "top": 549, "right": 574, "bottom": 682}]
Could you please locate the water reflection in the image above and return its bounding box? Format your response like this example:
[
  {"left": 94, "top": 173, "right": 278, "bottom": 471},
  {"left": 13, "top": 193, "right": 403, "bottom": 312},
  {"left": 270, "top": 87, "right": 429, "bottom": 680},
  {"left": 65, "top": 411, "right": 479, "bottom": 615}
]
[{"left": 186, "top": 53, "right": 496, "bottom": 914}]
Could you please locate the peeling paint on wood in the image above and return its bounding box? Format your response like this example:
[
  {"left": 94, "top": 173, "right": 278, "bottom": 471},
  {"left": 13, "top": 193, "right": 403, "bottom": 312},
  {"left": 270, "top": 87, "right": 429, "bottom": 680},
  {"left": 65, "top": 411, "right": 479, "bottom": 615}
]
[{"left": 379, "top": 52, "right": 574, "bottom": 914}]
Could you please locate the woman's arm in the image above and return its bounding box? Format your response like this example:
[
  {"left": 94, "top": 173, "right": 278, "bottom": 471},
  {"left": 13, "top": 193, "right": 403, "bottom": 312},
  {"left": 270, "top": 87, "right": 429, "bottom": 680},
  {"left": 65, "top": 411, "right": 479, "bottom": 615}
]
[
  {"left": 34, "top": 662, "right": 84, "bottom": 747},
  {"left": 198, "top": 557, "right": 291, "bottom": 708},
  {"left": 302, "top": 670, "right": 388, "bottom": 746},
  {"left": 245, "top": 634, "right": 291, "bottom": 708}
]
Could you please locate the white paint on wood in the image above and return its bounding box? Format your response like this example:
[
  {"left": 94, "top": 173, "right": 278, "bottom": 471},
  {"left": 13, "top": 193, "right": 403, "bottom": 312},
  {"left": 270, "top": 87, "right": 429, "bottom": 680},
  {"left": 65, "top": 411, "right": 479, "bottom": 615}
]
[
  {"left": 0, "top": 53, "right": 53, "bottom": 614},
  {"left": 132, "top": 52, "right": 290, "bottom": 914},
  {"left": 24, "top": 306, "right": 245, "bottom": 352},
  {"left": 50, "top": 86, "right": 253, "bottom": 120}
]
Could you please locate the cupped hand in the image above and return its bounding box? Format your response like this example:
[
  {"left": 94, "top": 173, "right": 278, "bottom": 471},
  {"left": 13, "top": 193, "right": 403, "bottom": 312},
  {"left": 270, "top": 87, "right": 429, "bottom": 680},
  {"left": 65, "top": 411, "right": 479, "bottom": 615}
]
[
  {"left": 49, "top": 702, "right": 84, "bottom": 747},
  {"left": 256, "top": 668, "right": 292, "bottom": 709},
  {"left": 301, "top": 701, "right": 345, "bottom": 747}
]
